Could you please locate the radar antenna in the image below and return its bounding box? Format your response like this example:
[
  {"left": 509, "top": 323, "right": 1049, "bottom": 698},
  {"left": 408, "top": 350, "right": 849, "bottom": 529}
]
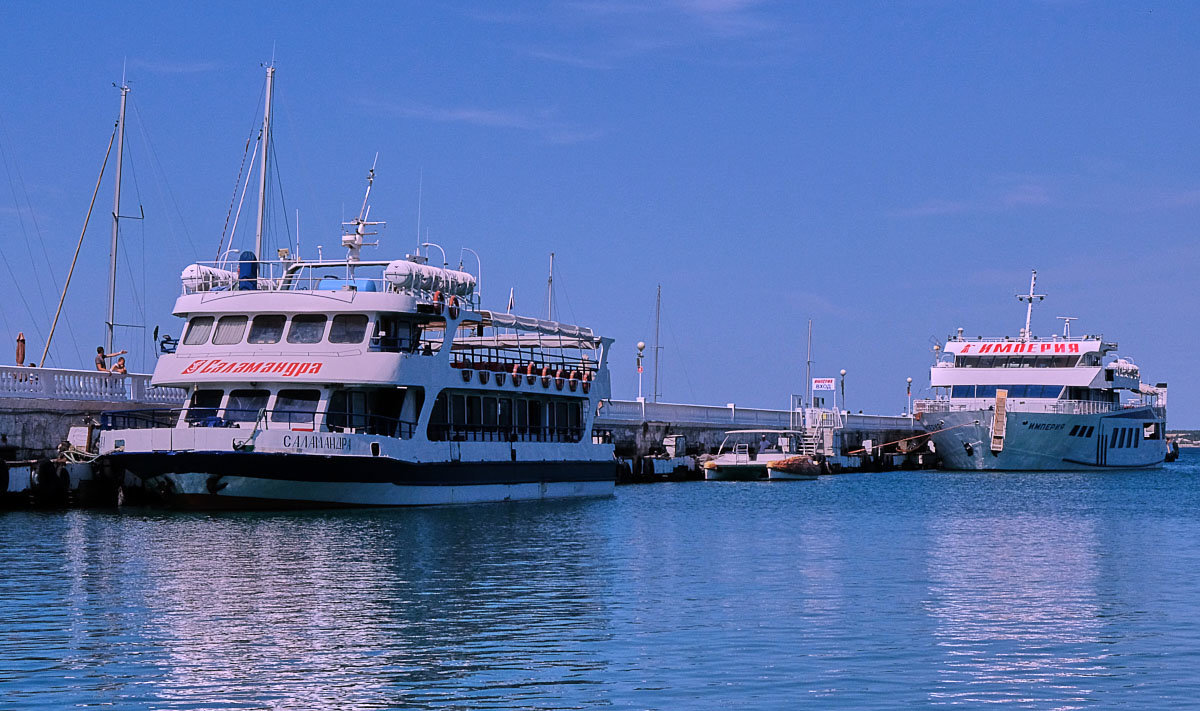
[
  {"left": 1015, "top": 269, "right": 1045, "bottom": 341},
  {"left": 1056, "top": 316, "right": 1077, "bottom": 339},
  {"left": 342, "top": 154, "right": 386, "bottom": 263}
]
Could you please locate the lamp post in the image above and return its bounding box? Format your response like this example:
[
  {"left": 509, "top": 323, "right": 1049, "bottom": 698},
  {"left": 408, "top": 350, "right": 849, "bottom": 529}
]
[
  {"left": 906, "top": 376, "right": 913, "bottom": 419},
  {"left": 840, "top": 368, "right": 847, "bottom": 415},
  {"left": 636, "top": 341, "right": 646, "bottom": 401},
  {"left": 421, "top": 242, "right": 447, "bottom": 268},
  {"left": 459, "top": 247, "right": 481, "bottom": 304}
]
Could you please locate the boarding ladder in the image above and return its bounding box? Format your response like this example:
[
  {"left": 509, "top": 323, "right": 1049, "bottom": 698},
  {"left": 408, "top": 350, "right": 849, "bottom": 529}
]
[
  {"left": 734, "top": 443, "right": 750, "bottom": 465},
  {"left": 990, "top": 389, "right": 1008, "bottom": 453}
]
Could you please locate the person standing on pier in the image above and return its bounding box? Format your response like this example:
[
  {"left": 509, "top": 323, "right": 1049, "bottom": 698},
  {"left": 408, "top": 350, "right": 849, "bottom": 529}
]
[{"left": 95, "top": 345, "right": 127, "bottom": 372}]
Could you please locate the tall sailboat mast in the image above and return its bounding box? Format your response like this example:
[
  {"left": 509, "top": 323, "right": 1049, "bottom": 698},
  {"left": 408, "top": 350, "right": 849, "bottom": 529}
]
[
  {"left": 547, "top": 252, "right": 554, "bottom": 320},
  {"left": 254, "top": 63, "right": 275, "bottom": 260},
  {"left": 653, "top": 284, "right": 661, "bottom": 403},
  {"left": 105, "top": 81, "right": 129, "bottom": 355}
]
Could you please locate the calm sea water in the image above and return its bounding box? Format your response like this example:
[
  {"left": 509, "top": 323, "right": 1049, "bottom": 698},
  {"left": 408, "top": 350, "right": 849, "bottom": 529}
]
[{"left": 3, "top": 451, "right": 1200, "bottom": 709}]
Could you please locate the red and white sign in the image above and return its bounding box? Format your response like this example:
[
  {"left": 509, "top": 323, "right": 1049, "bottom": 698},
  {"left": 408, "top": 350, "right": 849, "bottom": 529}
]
[
  {"left": 181, "top": 359, "right": 324, "bottom": 378},
  {"left": 812, "top": 377, "right": 836, "bottom": 391},
  {"left": 945, "top": 340, "right": 1100, "bottom": 356}
]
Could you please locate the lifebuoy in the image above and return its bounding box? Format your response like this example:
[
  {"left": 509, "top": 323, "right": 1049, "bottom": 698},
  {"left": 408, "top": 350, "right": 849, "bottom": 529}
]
[
  {"left": 432, "top": 290, "right": 445, "bottom": 315},
  {"left": 448, "top": 295, "right": 460, "bottom": 319},
  {"left": 568, "top": 379, "right": 578, "bottom": 392},
  {"left": 582, "top": 381, "right": 590, "bottom": 394}
]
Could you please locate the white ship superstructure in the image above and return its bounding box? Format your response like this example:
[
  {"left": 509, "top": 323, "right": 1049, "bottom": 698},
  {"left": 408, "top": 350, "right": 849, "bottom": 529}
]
[
  {"left": 915, "top": 271, "right": 1167, "bottom": 471},
  {"left": 96, "top": 170, "right": 616, "bottom": 508}
]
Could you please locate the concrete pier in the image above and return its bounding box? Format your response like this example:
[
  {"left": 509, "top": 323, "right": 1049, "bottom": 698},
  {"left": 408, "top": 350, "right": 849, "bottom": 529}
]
[
  {"left": 595, "top": 399, "right": 931, "bottom": 481},
  {"left": 0, "top": 365, "right": 184, "bottom": 460},
  {"left": 596, "top": 399, "right": 925, "bottom": 457}
]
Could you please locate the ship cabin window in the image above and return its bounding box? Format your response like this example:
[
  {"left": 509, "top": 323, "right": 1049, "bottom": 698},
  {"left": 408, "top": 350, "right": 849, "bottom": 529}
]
[
  {"left": 212, "top": 315, "right": 248, "bottom": 345},
  {"left": 371, "top": 313, "right": 420, "bottom": 352},
  {"left": 271, "top": 389, "right": 321, "bottom": 427},
  {"left": 224, "top": 388, "right": 270, "bottom": 423},
  {"left": 326, "top": 387, "right": 413, "bottom": 437},
  {"left": 1144, "top": 422, "right": 1161, "bottom": 440},
  {"left": 185, "top": 389, "right": 224, "bottom": 423},
  {"left": 956, "top": 355, "right": 1081, "bottom": 368},
  {"left": 287, "top": 314, "right": 327, "bottom": 344},
  {"left": 951, "top": 385, "right": 1064, "bottom": 399},
  {"left": 183, "top": 316, "right": 214, "bottom": 345},
  {"left": 329, "top": 314, "right": 369, "bottom": 344},
  {"left": 248, "top": 314, "right": 286, "bottom": 344},
  {"left": 426, "top": 390, "right": 583, "bottom": 443}
]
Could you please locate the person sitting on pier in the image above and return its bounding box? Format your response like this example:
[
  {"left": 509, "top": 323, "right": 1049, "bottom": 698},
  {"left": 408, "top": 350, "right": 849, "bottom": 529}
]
[
  {"left": 112, "top": 356, "right": 128, "bottom": 375},
  {"left": 95, "top": 346, "right": 127, "bottom": 372}
]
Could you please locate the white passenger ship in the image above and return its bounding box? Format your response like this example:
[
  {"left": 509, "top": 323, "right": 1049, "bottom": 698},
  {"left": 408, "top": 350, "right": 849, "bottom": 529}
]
[
  {"left": 96, "top": 171, "right": 616, "bottom": 508},
  {"left": 915, "top": 271, "right": 1168, "bottom": 471}
]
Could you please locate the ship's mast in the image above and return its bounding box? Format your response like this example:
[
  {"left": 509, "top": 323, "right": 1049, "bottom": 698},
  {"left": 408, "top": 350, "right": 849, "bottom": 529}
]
[
  {"left": 254, "top": 63, "right": 275, "bottom": 260},
  {"left": 653, "top": 284, "right": 661, "bottom": 403},
  {"left": 1016, "top": 268, "right": 1045, "bottom": 341},
  {"left": 805, "top": 318, "right": 813, "bottom": 408},
  {"left": 105, "top": 81, "right": 129, "bottom": 355},
  {"left": 547, "top": 252, "right": 554, "bottom": 320}
]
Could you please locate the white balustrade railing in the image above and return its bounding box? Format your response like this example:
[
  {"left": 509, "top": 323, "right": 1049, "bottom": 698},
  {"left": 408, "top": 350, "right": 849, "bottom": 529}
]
[
  {"left": 597, "top": 400, "right": 914, "bottom": 433},
  {"left": 915, "top": 397, "right": 1164, "bottom": 418},
  {"left": 0, "top": 365, "right": 185, "bottom": 405}
]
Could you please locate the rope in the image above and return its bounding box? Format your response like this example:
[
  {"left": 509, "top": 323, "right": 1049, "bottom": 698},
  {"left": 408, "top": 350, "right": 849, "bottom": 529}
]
[{"left": 847, "top": 420, "right": 978, "bottom": 455}]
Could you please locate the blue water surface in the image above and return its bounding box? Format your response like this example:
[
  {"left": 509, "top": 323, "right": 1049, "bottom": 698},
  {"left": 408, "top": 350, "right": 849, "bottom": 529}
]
[{"left": 3, "top": 451, "right": 1200, "bottom": 709}]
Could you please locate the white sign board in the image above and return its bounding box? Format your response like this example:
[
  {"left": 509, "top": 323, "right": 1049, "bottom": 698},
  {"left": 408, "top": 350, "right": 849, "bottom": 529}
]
[{"left": 812, "top": 378, "right": 836, "bottom": 391}]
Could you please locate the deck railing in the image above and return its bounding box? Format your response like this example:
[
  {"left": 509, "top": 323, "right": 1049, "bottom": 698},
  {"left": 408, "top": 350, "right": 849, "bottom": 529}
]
[
  {"left": 0, "top": 365, "right": 185, "bottom": 405},
  {"left": 915, "top": 398, "right": 1163, "bottom": 417}
]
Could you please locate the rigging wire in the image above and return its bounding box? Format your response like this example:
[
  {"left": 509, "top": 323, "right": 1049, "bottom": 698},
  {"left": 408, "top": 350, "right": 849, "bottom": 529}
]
[
  {"left": 0, "top": 113, "right": 54, "bottom": 332},
  {"left": 129, "top": 97, "right": 198, "bottom": 261},
  {"left": 269, "top": 137, "right": 293, "bottom": 256},
  {"left": 122, "top": 142, "right": 150, "bottom": 370},
  {"left": 217, "top": 80, "right": 267, "bottom": 259},
  {"left": 274, "top": 84, "right": 323, "bottom": 259}
]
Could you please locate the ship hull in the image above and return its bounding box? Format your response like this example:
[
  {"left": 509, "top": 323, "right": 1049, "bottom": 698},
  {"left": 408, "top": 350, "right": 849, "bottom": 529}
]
[
  {"left": 926, "top": 406, "right": 1166, "bottom": 471},
  {"left": 103, "top": 451, "right": 616, "bottom": 509}
]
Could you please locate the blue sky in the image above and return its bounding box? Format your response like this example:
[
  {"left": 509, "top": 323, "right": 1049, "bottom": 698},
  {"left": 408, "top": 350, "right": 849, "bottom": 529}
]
[{"left": 1, "top": 2, "right": 1198, "bottom": 424}]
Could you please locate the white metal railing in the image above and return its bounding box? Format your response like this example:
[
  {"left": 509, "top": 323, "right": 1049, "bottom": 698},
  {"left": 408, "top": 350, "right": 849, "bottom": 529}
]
[
  {"left": 914, "top": 397, "right": 1163, "bottom": 417},
  {"left": 597, "top": 400, "right": 913, "bottom": 433},
  {"left": 0, "top": 365, "right": 186, "bottom": 405}
]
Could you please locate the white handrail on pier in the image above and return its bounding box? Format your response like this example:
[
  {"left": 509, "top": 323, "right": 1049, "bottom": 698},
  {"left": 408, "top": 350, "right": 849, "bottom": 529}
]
[
  {"left": 0, "top": 365, "right": 185, "bottom": 405},
  {"left": 597, "top": 399, "right": 915, "bottom": 433}
]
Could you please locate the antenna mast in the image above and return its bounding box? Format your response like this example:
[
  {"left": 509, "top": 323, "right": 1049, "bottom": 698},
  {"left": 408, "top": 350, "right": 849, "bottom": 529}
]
[
  {"left": 1056, "top": 316, "right": 1077, "bottom": 339},
  {"left": 653, "top": 284, "right": 662, "bottom": 403},
  {"left": 106, "top": 81, "right": 129, "bottom": 355},
  {"left": 341, "top": 155, "right": 384, "bottom": 265},
  {"left": 1016, "top": 268, "right": 1045, "bottom": 341},
  {"left": 254, "top": 62, "right": 275, "bottom": 260},
  {"left": 547, "top": 252, "right": 554, "bottom": 320}
]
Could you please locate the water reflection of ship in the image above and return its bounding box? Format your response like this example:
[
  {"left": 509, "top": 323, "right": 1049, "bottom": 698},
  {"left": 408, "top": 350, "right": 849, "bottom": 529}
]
[
  {"left": 924, "top": 512, "right": 1102, "bottom": 707},
  {"left": 129, "top": 505, "right": 613, "bottom": 707}
]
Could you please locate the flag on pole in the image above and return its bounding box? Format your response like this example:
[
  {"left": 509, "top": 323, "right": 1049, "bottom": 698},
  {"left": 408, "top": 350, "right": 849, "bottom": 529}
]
[{"left": 507, "top": 287, "right": 515, "bottom": 313}]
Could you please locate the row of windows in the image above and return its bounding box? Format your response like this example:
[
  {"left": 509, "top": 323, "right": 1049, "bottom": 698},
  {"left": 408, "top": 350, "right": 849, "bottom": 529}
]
[
  {"left": 1067, "top": 425, "right": 1095, "bottom": 438},
  {"left": 428, "top": 391, "right": 584, "bottom": 442},
  {"left": 184, "top": 387, "right": 581, "bottom": 442},
  {"left": 951, "top": 385, "right": 1065, "bottom": 399},
  {"left": 1108, "top": 427, "right": 1142, "bottom": 449},
  {"left": 184, "top": 314, "right": 370, "bottom": 346},
  {"left": 954, "top": 355, "right": 1081, "bottom": 368}
]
